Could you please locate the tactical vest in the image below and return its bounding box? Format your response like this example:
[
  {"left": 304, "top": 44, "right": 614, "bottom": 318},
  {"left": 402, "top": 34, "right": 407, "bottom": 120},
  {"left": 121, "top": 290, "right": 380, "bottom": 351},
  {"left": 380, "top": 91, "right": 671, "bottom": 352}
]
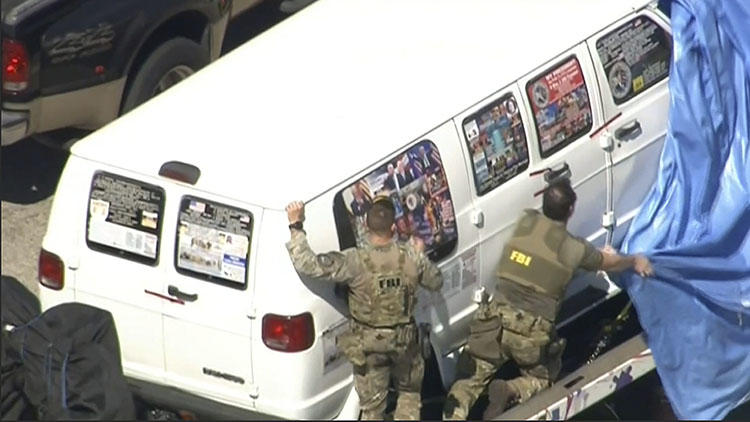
[
  {"left": 348, "top": 242, "right": 420, "bottom": 327},
  {"left": 496, "top": 209, "right": 582, "bottom": 321}
]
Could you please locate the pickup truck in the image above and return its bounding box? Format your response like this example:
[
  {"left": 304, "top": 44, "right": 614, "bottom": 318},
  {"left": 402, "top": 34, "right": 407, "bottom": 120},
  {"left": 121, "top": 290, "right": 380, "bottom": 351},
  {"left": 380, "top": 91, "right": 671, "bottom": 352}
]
[{"left": 1, "top": 0, "right": 263, "bottom": 147}]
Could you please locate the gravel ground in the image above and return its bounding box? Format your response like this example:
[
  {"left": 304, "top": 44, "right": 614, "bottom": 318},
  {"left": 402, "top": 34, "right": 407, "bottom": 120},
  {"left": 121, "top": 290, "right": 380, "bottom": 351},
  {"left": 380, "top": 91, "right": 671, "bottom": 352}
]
[{"left": 1, "top": 140, "right": 68, "bottom": 295}]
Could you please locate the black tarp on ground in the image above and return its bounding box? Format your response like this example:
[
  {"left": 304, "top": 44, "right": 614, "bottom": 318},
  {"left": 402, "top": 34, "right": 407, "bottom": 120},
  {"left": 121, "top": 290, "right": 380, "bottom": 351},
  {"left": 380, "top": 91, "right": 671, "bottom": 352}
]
[
  {"left": 1, "top": 276, "right": 40, "bottom": 420},
  {"left": 1, "top": 276, "right": 40, "bottom": 329},
  {"left": 2, "top": 298, "right": 136, "bottom": 420},
  {"left": 2, "top": 330, "right": 31, "bottom": 421}
]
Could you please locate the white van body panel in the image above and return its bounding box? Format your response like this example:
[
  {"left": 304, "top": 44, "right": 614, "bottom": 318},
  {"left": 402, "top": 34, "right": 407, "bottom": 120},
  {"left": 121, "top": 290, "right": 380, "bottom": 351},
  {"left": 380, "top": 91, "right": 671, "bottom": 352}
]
[
  {"left": 251, "top": 209, "right": 355, "bottom": 419},
  {"left": 69, "top": 0, "right": 653, "bottom": 210},
  {"left": 587, "top": 9, "right": 672, "bottom": 246},
  {"left": 38, "top": 0, "right": 667, "bottom": 419}
]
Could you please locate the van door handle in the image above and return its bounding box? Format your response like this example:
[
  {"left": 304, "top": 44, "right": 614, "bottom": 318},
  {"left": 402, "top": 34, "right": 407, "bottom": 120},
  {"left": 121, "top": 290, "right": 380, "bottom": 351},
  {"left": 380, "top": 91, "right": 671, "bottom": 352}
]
[
  {"left": 471, "top": 210, "right": 484, "bottom": 228},
  {"left": 614, "top": 120, "right": 642, "bottom": 141},
  {"left": 168, "top": 285, "right": 198, "bottom": 302}
]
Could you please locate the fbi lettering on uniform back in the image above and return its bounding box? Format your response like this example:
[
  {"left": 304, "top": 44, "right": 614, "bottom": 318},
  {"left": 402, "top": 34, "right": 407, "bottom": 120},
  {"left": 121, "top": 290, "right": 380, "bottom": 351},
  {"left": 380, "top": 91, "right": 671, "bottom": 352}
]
[
  {"left": 510, "top": 250, "right": 532, "bottom": 266},
  {"left": 379, "top": 277, "right": 402, "bottom": 289}
]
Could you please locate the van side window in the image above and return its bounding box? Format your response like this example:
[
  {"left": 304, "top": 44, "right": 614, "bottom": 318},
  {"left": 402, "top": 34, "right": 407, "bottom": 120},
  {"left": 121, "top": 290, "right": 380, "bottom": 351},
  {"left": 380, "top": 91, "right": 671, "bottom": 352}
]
[
  {"left": 332, "top": 140, "right": 458, "bottom": 262},
  {"left": 174, "top": 196, "right": 253, "bottom": 289},
  {"left": 86, "top": 172, "right": 165, "bottom": 265},
  {"left": 596, "top": 16, "right": 671, "bottom": 105},
  {"left": 527, "top": 56, "right": 593, "bottom": 158},
  {"left": 461, "top": 93, "right": 530, "bottom": 195}
]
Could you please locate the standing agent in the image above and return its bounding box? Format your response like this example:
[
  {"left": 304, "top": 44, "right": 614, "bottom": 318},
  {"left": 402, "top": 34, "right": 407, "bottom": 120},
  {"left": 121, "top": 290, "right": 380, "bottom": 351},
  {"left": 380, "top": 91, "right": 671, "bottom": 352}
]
[
  {"left": 285, "top": 196, "right": 443, "bottom": 420},
  {"left": 443, "top": 180, "right": 654, "bottom": 420}
]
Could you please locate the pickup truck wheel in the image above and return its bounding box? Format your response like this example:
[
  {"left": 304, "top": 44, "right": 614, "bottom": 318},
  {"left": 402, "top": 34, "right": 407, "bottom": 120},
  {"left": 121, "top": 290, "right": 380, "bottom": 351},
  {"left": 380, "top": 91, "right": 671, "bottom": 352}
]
[{"left": 121, "top": 37, "right": 208, "bottom": 114}]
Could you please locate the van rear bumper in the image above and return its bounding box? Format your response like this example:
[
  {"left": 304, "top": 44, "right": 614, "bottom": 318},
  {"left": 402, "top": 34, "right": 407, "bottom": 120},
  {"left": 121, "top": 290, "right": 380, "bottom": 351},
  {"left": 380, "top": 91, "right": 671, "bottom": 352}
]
[{"left": 127, "top": 378, "right": 279, "bottom": 420}]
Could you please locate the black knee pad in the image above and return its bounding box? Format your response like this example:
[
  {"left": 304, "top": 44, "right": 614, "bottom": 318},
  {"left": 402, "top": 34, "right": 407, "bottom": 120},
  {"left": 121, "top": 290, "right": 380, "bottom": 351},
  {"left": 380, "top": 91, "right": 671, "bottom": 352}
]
[
  {"left": 454, "top": 351, "right": 477, "bottom": 380},
  {"left": 443, "top": 394, "right": 460, "bottom": 418}
]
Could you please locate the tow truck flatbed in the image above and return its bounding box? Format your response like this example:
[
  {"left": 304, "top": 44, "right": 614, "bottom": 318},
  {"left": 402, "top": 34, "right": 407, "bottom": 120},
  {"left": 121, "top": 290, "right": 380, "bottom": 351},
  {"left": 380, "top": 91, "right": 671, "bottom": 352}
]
[{"left": 491, "top": 334, "right": 654, "bottom": 420}]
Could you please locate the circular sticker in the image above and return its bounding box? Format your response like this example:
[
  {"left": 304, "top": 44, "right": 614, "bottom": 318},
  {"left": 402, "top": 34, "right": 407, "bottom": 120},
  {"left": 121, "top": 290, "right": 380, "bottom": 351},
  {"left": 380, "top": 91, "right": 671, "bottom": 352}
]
[
  {"left": 531, "top": 82, "right": 550, "bottom": 109},
  {"left": 504, "top": 97, "right": 518, "bottom": 117},
  {"left": 406, "top": 194, "right": 418, "bottom": 211},
  {"left": 609, "top": 61, "right": 632, "bottom": 100}
]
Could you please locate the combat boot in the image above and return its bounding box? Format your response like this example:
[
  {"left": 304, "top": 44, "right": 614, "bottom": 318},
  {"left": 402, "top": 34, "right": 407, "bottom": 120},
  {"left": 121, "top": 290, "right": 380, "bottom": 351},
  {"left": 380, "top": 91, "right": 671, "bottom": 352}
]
[{"left": 483, "top": 379, "right": 517, "bottom": 419}]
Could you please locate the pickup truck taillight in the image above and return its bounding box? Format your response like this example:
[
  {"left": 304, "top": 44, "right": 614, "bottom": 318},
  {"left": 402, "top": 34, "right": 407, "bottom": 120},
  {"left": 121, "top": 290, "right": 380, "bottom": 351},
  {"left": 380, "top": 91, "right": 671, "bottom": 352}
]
[
  {"left": 39, "top": 249, "right": 64, "bottom": 290},
  {"left": 262, "top": 312, "right": 315, "bottom": 352},
  {"left": 2, "top": 38, "right": 29, "bottom": 93}
]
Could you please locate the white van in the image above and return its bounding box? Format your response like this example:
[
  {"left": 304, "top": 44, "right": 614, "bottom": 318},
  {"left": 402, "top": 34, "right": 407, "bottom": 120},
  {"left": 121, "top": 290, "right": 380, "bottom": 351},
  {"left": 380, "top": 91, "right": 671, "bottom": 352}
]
[{"left": 38, "top": 0, "right": 672, "bottom": 419}]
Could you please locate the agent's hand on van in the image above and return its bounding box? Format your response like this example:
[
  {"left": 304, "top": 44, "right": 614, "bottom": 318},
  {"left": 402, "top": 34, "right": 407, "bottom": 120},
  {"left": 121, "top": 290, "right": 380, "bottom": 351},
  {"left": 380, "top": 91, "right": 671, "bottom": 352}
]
[{"left": 286, "top": 201, "right": 306, "bottom": 224}]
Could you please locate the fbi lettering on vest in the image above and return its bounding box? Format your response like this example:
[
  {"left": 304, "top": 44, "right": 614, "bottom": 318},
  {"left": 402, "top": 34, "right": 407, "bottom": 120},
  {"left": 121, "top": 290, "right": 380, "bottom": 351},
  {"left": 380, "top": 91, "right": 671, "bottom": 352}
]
[{"left": 510, "top": 250, "right": 532, "bottom": 266}]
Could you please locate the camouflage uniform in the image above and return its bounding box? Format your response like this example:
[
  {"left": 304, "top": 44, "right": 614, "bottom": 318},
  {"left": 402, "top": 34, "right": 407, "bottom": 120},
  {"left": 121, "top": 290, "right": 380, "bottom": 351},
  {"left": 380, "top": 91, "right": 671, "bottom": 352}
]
[
  {"left": 286, "top": 230, "right": 442, "bottom": 420},
  {"left": 444, "top": 209, "right": 603, "bottom": 420}
]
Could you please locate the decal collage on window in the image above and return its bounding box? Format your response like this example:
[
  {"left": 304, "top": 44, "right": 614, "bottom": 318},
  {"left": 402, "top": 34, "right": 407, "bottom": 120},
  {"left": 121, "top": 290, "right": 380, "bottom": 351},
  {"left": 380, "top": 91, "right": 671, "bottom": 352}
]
[{"left": 335, "top": 140, "right": 457, "bottom": 261}]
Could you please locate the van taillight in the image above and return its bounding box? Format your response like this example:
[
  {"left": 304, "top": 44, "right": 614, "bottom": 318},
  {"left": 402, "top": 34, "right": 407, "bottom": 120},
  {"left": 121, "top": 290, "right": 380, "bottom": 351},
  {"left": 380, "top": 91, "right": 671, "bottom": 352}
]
[
  {"left": 39, "top": 249, "right": 64, "bottom": 290},
  {"left": 262, "top": 312, "right": 314, "bottom": 352},
  {"left": 2, "top": 38, "right": 29, "bottom": 93}
]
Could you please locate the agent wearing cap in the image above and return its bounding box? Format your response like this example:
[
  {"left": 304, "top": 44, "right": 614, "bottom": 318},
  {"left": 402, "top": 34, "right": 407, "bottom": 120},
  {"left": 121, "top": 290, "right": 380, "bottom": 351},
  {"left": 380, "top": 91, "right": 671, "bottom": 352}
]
[
  {"left": 285, "top": 195, "right": 443, "bottom": 420},
  {"left": 443, "top": 179, "right": 654, "bottom": 420}
]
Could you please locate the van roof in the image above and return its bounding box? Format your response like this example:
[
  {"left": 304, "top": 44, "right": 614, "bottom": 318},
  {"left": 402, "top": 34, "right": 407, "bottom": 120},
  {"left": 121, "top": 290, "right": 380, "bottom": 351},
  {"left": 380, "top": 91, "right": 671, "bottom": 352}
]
[{"left": 74, "top": 0, "right": 652, "bottom": 210}]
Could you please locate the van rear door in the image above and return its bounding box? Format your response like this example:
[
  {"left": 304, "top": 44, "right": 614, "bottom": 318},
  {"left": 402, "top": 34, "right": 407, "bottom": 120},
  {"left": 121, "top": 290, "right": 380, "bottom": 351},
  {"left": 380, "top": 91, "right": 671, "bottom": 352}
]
[
  {"left": 74, "top": 165, "right": 168, "bottom": 383},
  {"left": 159, "top": 187, "right": 261, "bottom": 406}
]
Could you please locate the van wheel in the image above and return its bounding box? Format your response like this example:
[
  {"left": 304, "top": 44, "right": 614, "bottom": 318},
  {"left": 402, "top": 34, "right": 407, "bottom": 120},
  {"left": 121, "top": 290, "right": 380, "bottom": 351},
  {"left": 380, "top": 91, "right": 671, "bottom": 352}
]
[{"left": 121, "top": 37, "right": 208, "bottom": 114}]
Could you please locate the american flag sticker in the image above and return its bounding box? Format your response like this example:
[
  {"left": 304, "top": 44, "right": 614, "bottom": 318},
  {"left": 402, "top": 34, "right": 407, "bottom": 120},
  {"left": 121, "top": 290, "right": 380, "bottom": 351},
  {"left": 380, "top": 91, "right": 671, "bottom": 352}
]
[{"left": 189, "top": 200, "right": 205, "bottom": 213}]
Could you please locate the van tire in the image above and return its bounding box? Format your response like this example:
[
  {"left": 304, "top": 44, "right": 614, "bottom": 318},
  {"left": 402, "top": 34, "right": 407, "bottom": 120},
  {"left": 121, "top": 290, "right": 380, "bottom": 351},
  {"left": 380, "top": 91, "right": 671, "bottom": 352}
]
[{"left": 121, "top": 37, "right": 208, "bottom": 114}]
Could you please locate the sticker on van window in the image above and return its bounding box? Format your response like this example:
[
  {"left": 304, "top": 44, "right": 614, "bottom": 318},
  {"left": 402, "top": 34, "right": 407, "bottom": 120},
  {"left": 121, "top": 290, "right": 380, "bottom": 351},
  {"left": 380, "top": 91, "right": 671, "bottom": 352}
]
[
  {"left": 462, "top": 93, "right": 529, "bottom": 195},
  {"left": 86, "top": 172, "right": 164, "bottom": 264},
  {"left": 175, "top": 197, "right": 252, "bottom": 286},
  {"left": 527, "top": 57, "right": 593, "bottom": 157},
  {"left": 596, "top": 16, "right": 671, "bottom": 105},
  {"left": 332, "top": 140, "right": 458, "bottom": 262}
]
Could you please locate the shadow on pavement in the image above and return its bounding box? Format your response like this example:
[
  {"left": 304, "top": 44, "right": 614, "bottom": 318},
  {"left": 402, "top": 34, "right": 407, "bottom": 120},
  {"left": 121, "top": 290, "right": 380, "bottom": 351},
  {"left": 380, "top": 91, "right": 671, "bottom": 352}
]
[{"left": 1, "top": 139, "right": 69, "bottom": 204}]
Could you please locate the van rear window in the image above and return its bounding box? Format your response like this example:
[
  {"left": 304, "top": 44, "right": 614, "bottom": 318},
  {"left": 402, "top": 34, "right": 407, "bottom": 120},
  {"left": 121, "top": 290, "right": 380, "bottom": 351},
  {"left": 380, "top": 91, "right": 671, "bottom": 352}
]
[
  {"left": 86, "top": 172, "right": 164, "bottom": 265},
  {"left": 332, "top": 140, "right": 458, "bottom": 262},
  {"left": 174, "top": 196, "right": 252, "bottom": 288}
]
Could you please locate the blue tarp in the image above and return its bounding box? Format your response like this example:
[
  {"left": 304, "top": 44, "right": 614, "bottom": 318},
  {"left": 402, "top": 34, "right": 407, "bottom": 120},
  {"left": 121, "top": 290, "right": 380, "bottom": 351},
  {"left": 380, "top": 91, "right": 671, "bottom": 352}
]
[{"left": 620, "top": 0, "right": 750, "bottom": 419}]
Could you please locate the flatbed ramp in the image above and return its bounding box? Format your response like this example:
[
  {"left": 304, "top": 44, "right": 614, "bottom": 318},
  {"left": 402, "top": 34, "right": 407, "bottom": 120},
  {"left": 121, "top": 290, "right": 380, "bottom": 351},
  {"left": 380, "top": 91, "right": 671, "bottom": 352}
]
[{"left": 490, "top": 334, "right": 654, "bottom": 420}]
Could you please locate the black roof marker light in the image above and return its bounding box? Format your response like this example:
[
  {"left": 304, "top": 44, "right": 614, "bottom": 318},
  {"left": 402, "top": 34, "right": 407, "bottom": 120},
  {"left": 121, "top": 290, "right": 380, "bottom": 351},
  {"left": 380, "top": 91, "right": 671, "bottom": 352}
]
[{"left": 159, "top": 161, "right": 201, "bottom": 185}]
